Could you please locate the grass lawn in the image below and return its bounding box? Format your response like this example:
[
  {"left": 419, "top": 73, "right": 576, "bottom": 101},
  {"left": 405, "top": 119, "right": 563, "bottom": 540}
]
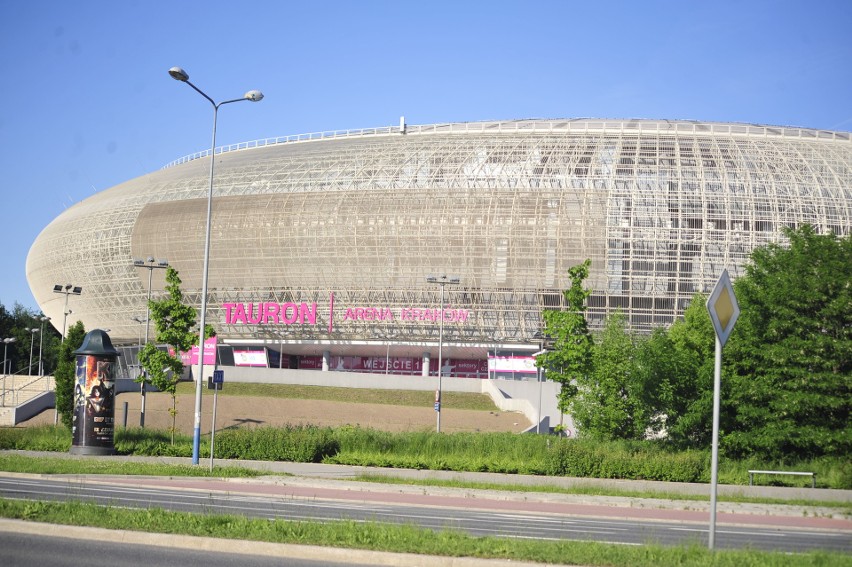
[{"left": 175, "top": 382, "right": 498, "bottom": 411}]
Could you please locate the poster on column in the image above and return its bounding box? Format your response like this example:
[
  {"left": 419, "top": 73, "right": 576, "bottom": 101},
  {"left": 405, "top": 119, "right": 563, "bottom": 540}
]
[{"left": 71, "top": 355, "right": 115, "bottom": 450}]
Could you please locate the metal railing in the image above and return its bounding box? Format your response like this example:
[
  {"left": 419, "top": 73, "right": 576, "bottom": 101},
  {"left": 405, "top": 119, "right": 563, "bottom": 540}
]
[
  {"left": 161, "top": 118, "right": 852, "bottom": 170},
  {"left": 1, "top": 371, "right": 53, "bottom": 407}
]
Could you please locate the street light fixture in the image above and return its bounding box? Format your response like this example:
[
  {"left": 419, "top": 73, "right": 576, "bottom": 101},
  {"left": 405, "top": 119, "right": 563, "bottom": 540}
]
[
  {"left": 133, "top": 256, "right": 169, "bottom": 428},
  {"left": 169, "top": 66, "right": 264, "bottom": 465},
  {"left": 52, "top": 284, "right": 82, "bottom": 342},
  {"left": 426, "top": 274, "right": 460, "bottom": 433},
  {"left": 2, "top": 337, "right": 16, "bottom": 406},
  {"left": 25, "top": 328, "right": 40, "bottom": 376},
  {"left": 37, "top": 315, "right": 50, "bottom": 377}
]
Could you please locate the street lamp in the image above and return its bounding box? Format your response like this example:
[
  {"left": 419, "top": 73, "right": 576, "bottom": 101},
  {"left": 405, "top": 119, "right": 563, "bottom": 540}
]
[
  {"left": 37, "top": 315, "right": 50, "bottom": 378},
  {"left": 2, "top": 337, "right": 16, "bottom": 406},
  {"left": 131, "top": 315, "right": 145, "bottom": 344},
  {"left": 133, "top": 256, "right": 169, "bottom": 428},
  {"left": 426, "top": 274, "right": 460, "bottom": 433},
  {"left": 25, "top": 328, "right": 40, "bottom": 376},
  {"left": 169, "top": 66, "right": 264, "bottom": 465},
  {"left": 52, "top": 284, "right": 82, "bottom": 342}
]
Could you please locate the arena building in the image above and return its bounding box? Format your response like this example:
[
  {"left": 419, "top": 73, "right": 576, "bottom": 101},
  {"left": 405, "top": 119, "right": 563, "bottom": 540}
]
[{"left": 27, "top": 119, "right": 852, "bottom": 378}]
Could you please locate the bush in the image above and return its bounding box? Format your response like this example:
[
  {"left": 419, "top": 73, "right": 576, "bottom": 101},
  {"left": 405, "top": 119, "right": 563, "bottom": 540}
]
[
  {"left": 213, "top": 425, "right": 338, "bottom": 462},
  {"left": 115, "top": 428, "right": 193, "bottom": 457},
  {"left": 0, "top": 426, "right": 70, "bottom": 452},
  {"left": 543, "top": 438, "right": 706, "bottom": 483}
]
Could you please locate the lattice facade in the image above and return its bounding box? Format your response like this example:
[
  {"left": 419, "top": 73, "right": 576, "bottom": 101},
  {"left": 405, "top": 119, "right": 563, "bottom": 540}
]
[{"left": 27, "top": 119, "right": 852, "bottom": 357}]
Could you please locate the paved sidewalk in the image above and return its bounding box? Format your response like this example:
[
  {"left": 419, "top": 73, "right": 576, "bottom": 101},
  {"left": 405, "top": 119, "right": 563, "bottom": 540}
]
[{"left": 7, "top": 450, "right": 852, "bottom": 520}]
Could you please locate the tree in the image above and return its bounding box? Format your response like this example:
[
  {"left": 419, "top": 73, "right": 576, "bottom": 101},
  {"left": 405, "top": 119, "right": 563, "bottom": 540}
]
[
  {"left": 537, "top": 259, "right": 594, "bottom": 428},
  {"left": 573, "top": 312, "right": 645, "bottom": 440},
  {"left": 54, "top": 321, "right": 86, "bottom": 430},
  {"left": 724, "top": 225, "right": 851, "bottom": 460},
  {"left": 138, "top": 267, "right": 214, "bottom": 442},
  {"left": 663, "top": 295, "right": 717, "bottom": 448},
  {"left": 631, "top": 327, "right": 687, "bottom": 440}
]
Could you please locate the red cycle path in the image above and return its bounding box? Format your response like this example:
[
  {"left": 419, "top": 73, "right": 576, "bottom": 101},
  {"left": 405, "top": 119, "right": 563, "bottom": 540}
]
[{"left": 109, "top": 476, "right": 852, "bottom": 532}]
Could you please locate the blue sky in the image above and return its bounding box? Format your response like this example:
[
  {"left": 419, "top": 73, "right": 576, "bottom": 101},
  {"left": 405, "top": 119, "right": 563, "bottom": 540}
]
[{"left": 1, "top": 0, "right": 850, "bottom": 311}]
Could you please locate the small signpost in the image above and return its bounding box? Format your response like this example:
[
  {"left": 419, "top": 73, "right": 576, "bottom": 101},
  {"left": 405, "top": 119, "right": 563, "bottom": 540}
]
[
  {"left": 208, "top": 370, "right": 224, "bottom": 472},
  {"left": 705, "top": 269, "right": 740, "bottom": 550}
]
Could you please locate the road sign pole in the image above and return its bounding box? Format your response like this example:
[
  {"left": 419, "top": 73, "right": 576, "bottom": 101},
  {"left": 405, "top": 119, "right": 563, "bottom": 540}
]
[
  {"left": 209, "top": 387, "right": 218, "bottom": 472},
  {"left": 709, "top": 335, "right": 722, "bottom": 549},
  {"left": 705, "top": 269, "right": 740, "bottom": 551},
  {"left": 208, "top": 369, "right": 224, "bottom": 472}
]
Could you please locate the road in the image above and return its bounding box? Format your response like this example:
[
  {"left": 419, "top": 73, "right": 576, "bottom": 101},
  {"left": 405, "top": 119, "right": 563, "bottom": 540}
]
[
  {"left": 0, "top": 474, "right": 849, "bottom": 554},
  {"left": 0, "top": 530, "right": 375, "bottom": 567}
]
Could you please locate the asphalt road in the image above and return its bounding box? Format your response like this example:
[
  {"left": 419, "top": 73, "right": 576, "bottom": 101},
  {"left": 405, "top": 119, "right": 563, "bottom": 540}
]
[
  {"left": 0, "top": 530, "right": 375, "bottom": 567},
  {"left": 0, "top": 474, "right": 849, "bottom": 554}
]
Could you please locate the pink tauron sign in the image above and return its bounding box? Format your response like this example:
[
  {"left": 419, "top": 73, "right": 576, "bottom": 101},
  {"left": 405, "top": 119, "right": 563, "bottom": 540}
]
[
  {"left": 221, "top": 301, "right": 472, "bottom": 327},
  {"left": 223, "top": 302, "right": 318, "bottom": 325}
]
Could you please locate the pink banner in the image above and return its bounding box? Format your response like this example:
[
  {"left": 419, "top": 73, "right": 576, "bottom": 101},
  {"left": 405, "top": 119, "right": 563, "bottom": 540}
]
[{"left": 173, "top": 337, "right": 218, "bottom": 366}]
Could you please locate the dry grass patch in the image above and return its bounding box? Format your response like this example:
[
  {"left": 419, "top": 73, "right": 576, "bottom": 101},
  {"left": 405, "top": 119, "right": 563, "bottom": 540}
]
[{"left": 174, "top": 382, "right": 498, "bottom": 411}]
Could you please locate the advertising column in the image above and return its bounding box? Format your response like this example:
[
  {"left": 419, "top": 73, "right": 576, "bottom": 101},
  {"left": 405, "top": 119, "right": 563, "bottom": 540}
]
[{"left": 70, "top": 329, "right": 119, "bottom": 455}]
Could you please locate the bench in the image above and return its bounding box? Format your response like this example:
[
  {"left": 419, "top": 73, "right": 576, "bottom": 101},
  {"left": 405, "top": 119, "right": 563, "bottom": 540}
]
[{"left": 748, "top": 470, "right": 816, "bottom": 489}]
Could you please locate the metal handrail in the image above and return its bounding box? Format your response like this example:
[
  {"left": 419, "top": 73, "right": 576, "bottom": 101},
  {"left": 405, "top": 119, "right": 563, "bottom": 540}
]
[
  {"left": 161, "top": 118, "right": 852, "bottom": 170},
  {"left": 1, "top": 372, "right": 53, "bottom": 407}
]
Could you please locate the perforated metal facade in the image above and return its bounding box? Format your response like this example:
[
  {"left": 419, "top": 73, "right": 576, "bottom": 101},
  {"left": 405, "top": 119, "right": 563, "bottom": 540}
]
[{"left": 27, "top": 119, "right": 852, "bottom": 360}]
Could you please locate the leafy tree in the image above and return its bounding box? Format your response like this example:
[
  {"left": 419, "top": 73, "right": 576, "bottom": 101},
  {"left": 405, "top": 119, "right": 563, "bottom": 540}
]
[
  {"left": 724, "top": 225, "right": 851, "bottom": 460},
  {"left": 663, "top": 295, "right": 717, "bottom": 448},
  {"left": 573, "top": 312, "right": 645, "bottom": 440},
  {"left": 537, "top": 259, "right": 594, "bottom": 427},
  {"left": 53, "top": 321, "right": 86, "bottom": 430},
  {"left": 138, "top": 267, "right": 214, "bottom": 442},
  {"left": 631, "top": 327, "right": 686, "bottom": 440}
]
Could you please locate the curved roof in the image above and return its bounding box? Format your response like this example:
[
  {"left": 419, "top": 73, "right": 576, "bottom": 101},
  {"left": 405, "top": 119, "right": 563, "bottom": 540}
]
[
  {"left": 162, "top": 118, "right": 852, "bottom": 170},
  {"left": 27, "top": 118, "right": 852, "bottom": 352}
]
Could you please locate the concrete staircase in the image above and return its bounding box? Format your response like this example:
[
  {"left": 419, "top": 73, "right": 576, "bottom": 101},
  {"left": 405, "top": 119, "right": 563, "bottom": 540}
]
[{"left": 0, "top": 375, "right": 54, "bottom": 426}]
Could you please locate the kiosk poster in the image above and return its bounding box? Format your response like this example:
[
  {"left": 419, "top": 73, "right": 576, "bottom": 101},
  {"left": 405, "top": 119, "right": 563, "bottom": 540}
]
[{"left": 71, "top": 354, "right": 116, "bottom": 449}]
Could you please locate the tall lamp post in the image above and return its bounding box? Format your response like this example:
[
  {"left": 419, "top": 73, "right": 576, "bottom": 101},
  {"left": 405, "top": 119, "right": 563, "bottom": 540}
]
[
  {"left": 37, "top": 315, "right": 50, "bottom": 379},
  {"left": 133, "top": 256, "right": 169, "bottom": 428},
  {"left": 25, "top": 328, "right": 40, "bottom": 376},
  {"left": 169, "top": 66, "right": 264, "bottom": 465},
  {"left": 2, "top": 337, "right": 16, "bottom": 406},
  {"left": 53, "top": 284, "right": 82, "bottom": 342},
  {"left": 426, "top": 275, "right": 460, "bottom": 433}
]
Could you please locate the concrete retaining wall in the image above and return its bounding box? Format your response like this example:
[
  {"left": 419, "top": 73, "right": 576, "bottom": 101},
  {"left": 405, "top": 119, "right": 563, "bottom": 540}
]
[{"left": 215, "top": 367, "right": 569, "bottom": 431}]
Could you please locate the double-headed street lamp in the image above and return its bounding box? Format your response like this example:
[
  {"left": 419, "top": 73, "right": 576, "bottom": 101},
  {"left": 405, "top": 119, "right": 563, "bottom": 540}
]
[
  {"left": 133, "top": 256, "right": 169, "bottom": 428},
  {"left": 52, "top": 284, "right": 82, "bottom": 342},
  {"left": 2, "top": 338, "right": 15, "bottom": 375},
  {"left": 2, "top": 337, "right": 16, "bottom": 406},
  {"left": 169, "top": 66, "right": 264, "bottom": 465},
  {"left": 426, "top": 274, "right": 460, "bottom": 433},
  {"left": 25, "top": 328, "right": 40, "bottom": 376}
]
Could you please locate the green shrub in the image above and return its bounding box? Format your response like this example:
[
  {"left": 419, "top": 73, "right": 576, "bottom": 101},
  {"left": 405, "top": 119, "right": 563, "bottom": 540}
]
[
  {"left": 115, "top": 428, "right": 193, "bottom": 457},
  {"left": 543, "top": 438, "right": 706, "bottom": 483},
  {"left": 0, "top": 426, "right": 70, "bottom": 452},
  {"left": 214, "top": 425, "right": 338, "bottom": 462}
]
